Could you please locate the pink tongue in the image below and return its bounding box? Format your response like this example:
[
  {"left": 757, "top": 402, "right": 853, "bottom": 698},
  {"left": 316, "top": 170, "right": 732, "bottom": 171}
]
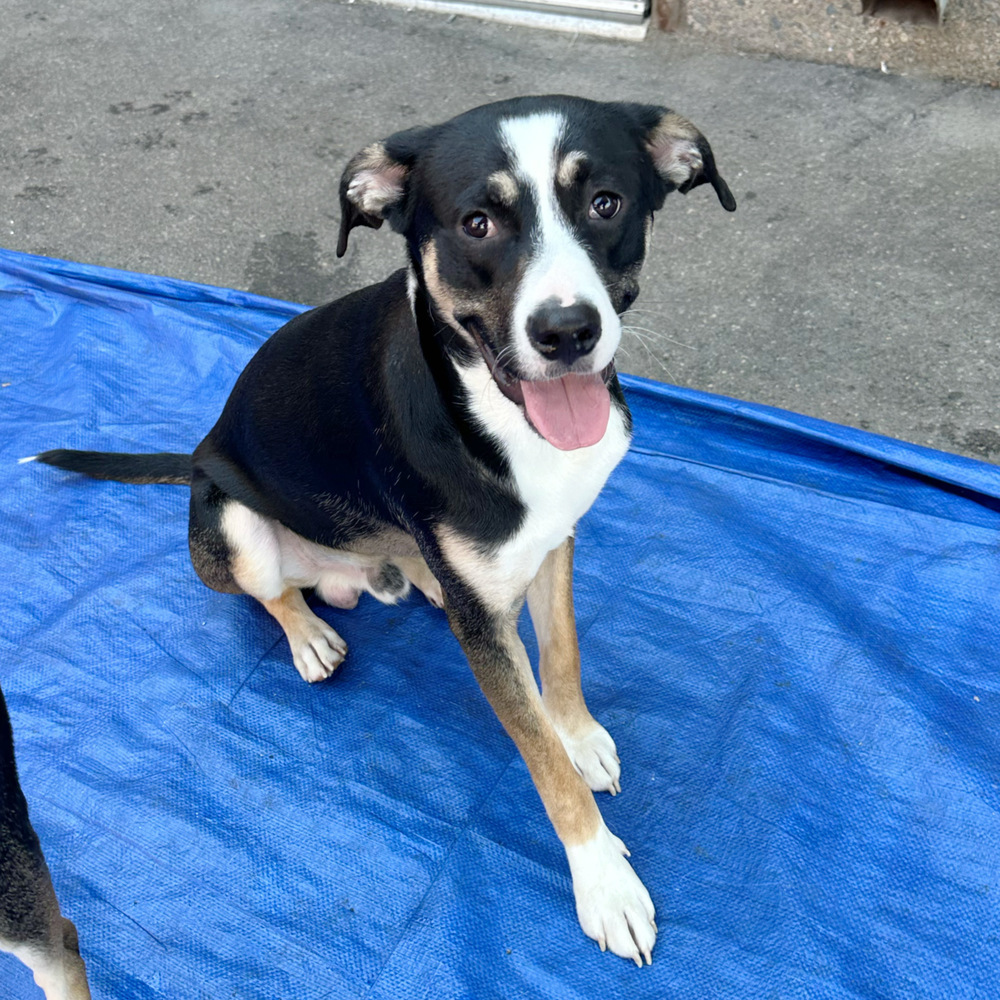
[{"left": 520, "top": 373, "right": 611, "bottom": 451}]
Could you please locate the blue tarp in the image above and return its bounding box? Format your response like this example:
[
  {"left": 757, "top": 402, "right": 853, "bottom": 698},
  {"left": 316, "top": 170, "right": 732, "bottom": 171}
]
[{"left": 1, "top": 247, "right": 998, "bottom": 999}]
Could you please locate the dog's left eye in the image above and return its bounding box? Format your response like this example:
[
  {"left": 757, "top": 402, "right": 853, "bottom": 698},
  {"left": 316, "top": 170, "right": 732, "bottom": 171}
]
[
  {"left": 589, "top": 193, "right": 622, "bottom": 220},
  {"left": 462, "top": 213, "right": 495, "bottom": 239}
]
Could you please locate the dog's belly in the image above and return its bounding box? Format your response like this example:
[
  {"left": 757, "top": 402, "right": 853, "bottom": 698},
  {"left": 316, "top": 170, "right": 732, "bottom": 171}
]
[
  {"left": 221, "top": 502, "right": 421, "bottom": 608},
  {"left": 280, "top": 532, "right": 377, "bottom": 608}
]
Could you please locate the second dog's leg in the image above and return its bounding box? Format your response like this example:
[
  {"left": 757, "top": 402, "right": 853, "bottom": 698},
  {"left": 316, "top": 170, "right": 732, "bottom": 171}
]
[
  {"left": 0, "top": 729, "right": 91, "bottom": 1000},
  {"left": 447, "top": 599, "right": 656, "bottom": 965},
  {"left": 2, "top": 928, "right": 91, "bottom": 1000},
  {"left": 527, "top": 537, "right": 621, "bottom": 795}
]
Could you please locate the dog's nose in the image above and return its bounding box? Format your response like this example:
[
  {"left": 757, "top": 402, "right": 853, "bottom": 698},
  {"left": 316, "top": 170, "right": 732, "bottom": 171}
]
[{"left": 527, "top": 301, "right": 602, "bottom": 365}]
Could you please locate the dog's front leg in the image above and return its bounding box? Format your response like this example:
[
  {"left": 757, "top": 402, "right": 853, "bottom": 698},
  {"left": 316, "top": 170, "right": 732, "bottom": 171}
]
[
  {"left": 447, "top": 598, "right": 656, "bottom": 965},
  {"left": 527, "top": 536, "right": 621, "bottom": 796}
]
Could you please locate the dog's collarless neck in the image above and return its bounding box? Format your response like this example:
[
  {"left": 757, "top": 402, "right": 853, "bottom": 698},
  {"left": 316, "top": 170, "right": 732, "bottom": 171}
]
[{"left": 409, "top": 284, "right": 514, "bottom": 483}]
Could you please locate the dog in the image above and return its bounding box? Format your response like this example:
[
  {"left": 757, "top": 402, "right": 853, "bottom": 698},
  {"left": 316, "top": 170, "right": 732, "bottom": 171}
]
[
  {"left": 28, "top": 95, "right": 735, "bottom": 965},
  {"left": 1, "top": 684, "right": 92, "bottom": 999}
]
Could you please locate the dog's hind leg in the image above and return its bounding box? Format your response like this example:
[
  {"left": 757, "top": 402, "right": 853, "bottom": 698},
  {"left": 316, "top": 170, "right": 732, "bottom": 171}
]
[
  {"left": 394, "top": 556, "right": 444, "bottom": 609},
  {"left": 446, "top": 596, "right": 655, "bottom": 966},
  {"left": 217, "top": 501, "right": 348, "bottom": 683},
  {"left": 527, "top": 537, "right": 621, "bottom": 795}
]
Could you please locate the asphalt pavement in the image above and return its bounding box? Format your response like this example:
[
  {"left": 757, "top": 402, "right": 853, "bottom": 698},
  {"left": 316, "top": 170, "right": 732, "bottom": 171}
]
[{"left": 3, "top": 0, "right": 998, "bottom": 461}]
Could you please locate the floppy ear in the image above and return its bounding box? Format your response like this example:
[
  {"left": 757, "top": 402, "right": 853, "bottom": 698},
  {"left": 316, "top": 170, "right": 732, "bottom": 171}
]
[
  {"left": 336, "top": 126, "right": 430, "bottom": 257},
  {"left": 627, "top": 106, "right": 737, "bottom": 213}
]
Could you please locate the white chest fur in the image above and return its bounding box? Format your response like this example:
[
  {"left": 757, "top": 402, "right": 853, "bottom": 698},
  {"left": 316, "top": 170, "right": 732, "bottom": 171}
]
[{"left": 440, "top": 365, "right": 631, "bottom": 612}]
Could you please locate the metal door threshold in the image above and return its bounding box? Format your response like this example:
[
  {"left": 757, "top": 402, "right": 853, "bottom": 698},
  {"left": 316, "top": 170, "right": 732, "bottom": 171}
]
[{"left": 369, "top": 0, "right": 650, "bottom": 39}]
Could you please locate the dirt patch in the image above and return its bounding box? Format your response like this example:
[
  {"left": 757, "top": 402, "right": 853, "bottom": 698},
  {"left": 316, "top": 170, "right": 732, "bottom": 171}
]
[{"left": 656, "top": 0, "right": 1000, "bottom": 86}]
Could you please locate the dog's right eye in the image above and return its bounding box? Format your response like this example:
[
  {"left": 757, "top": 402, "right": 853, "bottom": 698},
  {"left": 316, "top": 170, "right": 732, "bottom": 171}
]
[
  {"left": 462, "top": 213, "right": 495, "bottom": 239},
  {"left": 589, "top": 192, "right": 622, "bottom": 220}
]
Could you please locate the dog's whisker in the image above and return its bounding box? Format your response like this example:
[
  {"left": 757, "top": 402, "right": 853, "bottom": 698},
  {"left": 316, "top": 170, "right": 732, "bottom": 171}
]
[
  {"left": 618, "top": 308, "right": 666, "bottom": 320},
  {"left": 622, "top": 323, "right": 696, "bottom": 352},
  {"left": 493, "top": 344, "right": 518, "bottom": 374},
  {"left": 620, "top": 327, "right": 678, "bottom": 381}
]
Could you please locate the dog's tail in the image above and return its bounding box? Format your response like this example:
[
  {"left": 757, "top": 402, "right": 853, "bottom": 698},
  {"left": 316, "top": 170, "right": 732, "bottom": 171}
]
[{"left": 23, "top": 449, "right": 192, "bottom": 485}]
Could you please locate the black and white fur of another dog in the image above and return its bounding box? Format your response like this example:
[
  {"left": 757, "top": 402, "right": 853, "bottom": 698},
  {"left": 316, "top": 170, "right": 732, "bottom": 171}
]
[
  {"left": 1, "top": 685, "right": 91, "bottom": 998},
  {"left": 30, "top": 96, "right": 735, "bottom": 965}
]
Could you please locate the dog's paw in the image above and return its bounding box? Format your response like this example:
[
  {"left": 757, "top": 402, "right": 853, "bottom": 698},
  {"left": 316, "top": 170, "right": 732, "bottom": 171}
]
[
  {"left": 397, "top": 558, "right": 445, "bottom": 609},
  {"left": 566, "top": 825, "right": 656, "bottom": 967},
  {"left": 288, "top": 620, "right": 348, "bottom": 682},
  {"left": 418, "top": 577, "right": 445, "bottom": 609},
  {"left": 558, "top": 721, "right": 621, "bottom": 795}
]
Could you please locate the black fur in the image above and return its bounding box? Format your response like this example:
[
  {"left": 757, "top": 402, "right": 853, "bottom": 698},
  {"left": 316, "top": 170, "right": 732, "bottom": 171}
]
[
  {"left": 35, "top": 97, "right": 734, "bottom": 575},
  {"left": 34, "top": 449, "right": 190, "bottom": 485},
  {"left": 30, "top": 96, "right": 736, "bottom": 963},
  {"left": 0, "top": 687, "right": 49, "bottom": 946},
  {"left": 1, "top": 685, "right": 91, "bottom": 996},
  {"left": 192, "top": 269, "right": 526, "bottom": 558}
]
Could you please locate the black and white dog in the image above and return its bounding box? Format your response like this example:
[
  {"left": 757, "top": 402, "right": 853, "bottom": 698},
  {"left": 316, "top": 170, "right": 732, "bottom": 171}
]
[
  {"left": 1, "top": 684, "right": 91, "bottom": 998},
  {"left": 31, "top": 96, "right": 735, "bottom": 965}
]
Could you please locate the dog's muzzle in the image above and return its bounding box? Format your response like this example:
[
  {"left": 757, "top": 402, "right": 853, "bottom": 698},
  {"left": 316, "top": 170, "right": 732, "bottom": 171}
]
[{"left": 470, "top": 321, "right": 615, "bottom": 453}]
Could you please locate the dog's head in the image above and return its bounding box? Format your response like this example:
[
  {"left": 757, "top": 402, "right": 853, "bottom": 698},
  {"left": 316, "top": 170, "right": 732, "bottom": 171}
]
[{"left": 337, "top": 96, "right": 735, "bottom": 450}]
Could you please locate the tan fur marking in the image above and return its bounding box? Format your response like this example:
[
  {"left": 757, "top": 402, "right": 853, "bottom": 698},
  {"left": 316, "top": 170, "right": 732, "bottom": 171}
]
[
  {"left": 420, "top": 236, "right": 526, "bottom": 355},
  {"left": 395, "top": 555, "right": 444, "bottom": 608},
  {"left": 341, "top": 528, "right": 422, "bottom": 560},
  {"left": 646, "top": 113, "right": 704, "bottom": 186},
  {"left": 487, "top": 170, "right": 519, "bottom": 207},
  {"left": 352, "top": 141, "right": 391, "bottom": 172},
  {"left": 527, "top": 536, "right": 593, "bottom": 734},
  {"left": 451, "top": 611, "right": 602, "bottom": 847},
  {"left": 513, "top": 709, "right": 603, "bottom": 846},
  {"left": 527, "top": 537, "right": 622, "bottom": 797},
  {"left": 345, "top": 142, "right": 407, "bottom": 215},
  {"left": 261, "top": 588, "right": 320, "bottom": 642},
  {"left": 436, "top": 523, "right": 533, "bottom": 615},
  {"left": 421, "top": 240, "right": 511, "bottom": 341},
  {"left": 650, "top": 111, "right": 699, "bottom": 143},
  {"left": 260, "top": 587, "right": 348, "bottom": 681},
  {"left": 420, "top": 241, "right": 462, "bottom": 332},
  {"left": 2, "top": 913, "right": 91, "bottom": 1000},
  {"left": 556, "top": 150, "right": 588, "bottom": 189}
]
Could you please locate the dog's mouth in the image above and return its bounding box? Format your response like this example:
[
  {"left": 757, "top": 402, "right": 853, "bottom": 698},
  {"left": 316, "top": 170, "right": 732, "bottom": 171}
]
[{"left": 469, "top": 328, "right": 614, "bottom": 452}]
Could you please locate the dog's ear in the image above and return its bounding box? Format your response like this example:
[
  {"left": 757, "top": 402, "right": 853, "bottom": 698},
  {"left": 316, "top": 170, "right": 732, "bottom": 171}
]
[
  {"left": 336, "top": 127, "right": 431, "bottom": 257},
  {"left": 622, "top": 105, "right": 737, "bottom": 213}
]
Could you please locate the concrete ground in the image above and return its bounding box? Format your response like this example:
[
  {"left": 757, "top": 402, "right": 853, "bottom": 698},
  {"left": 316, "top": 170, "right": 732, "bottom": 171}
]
[{"left": 2, "top": 0, "right": 998, "bottom": 462}]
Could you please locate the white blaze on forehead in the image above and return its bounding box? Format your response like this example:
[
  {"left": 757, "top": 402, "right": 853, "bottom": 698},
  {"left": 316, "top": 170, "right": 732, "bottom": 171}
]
[{"left": 500, "top": 113, "right": 620, "bottom": 379}]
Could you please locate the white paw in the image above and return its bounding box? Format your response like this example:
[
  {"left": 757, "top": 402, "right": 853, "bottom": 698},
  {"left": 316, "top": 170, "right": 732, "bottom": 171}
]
[
  {"left": 566, "top": 825, "right": 657, "bottom": 967},
  {"left": 419, "top": 578, "right": 445, "bottom": 609},
  {"left": 289, "top": 619, "right": 348, "bottom": 682},
  {"left": 557, "top": 721, "right": 621, "bottom": 795}
]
